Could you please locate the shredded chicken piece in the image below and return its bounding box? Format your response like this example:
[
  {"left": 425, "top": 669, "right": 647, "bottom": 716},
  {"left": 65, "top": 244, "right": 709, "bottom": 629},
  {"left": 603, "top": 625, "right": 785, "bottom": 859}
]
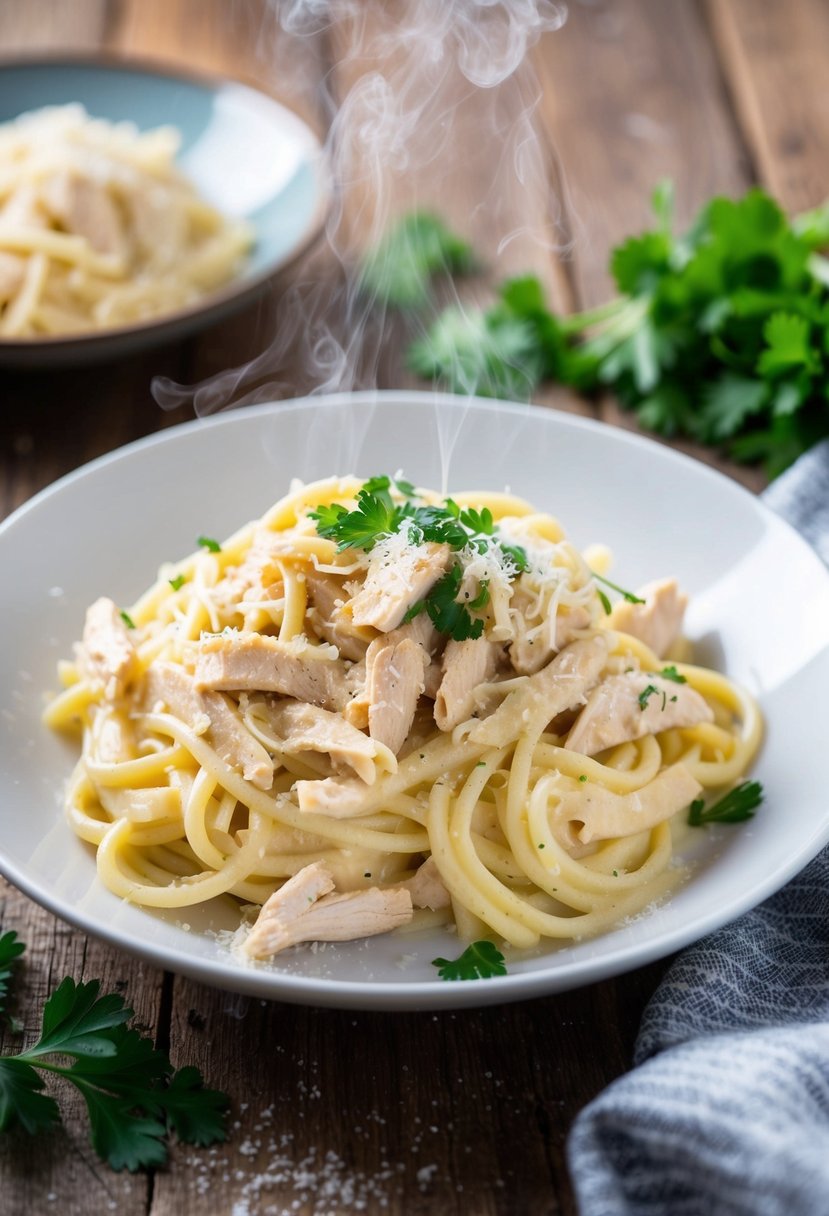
[
  {"left": 366, "top": 637, "right": 429, "bottom": 755},
  {"left": 263, "top": 700, "right": 394, "bottom": 784},
  {"left": 194, "top": 633, "right": 350, "bottom": 710},
  {"left": 348, "top": 542, "right": 451, "bottom": 631},
  {"left": 76, "top": 597, "right": 138, "bottom": 700},
  {"left": 551, "top": 763, "right": 702, "bottom": 850},
  {"left": 304, "top": 568, "right": 370, "bottom": 661},
  {"left": 401, "top": 856, "right": 451, "bottom": 910},
  {"left": 42, "top": 171, "right": 127, "bottom": 259},
  {"left": 564, "top": 671, "right": 713, "bottom": 757},
  {"left": 607, "top": 578, "right": 688, "bottom": 658},
  {"left": 294, "top": 774, "right": 372, "bottom": 818},
  {"left": 509, "top": 591, "right": 592, "bottom": 675},
  {"left": 143, "top": 662, "right": 274, "bottom": 790},
  {"left": 434, "top": 636, "right": 501, "bottom": 731},
  {"left": 345, "top": 614, "right": 440, "bottom": 736},
  {"left": 242, "top": 861, "right": 413, "bottom": 958},
  {"left": 468, "top": 635, "right": 608, "bottom": 746}
]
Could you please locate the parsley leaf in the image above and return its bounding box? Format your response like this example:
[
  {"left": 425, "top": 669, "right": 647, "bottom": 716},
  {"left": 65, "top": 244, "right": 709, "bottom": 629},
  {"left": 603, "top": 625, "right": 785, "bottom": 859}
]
[
  {"left": 197, "top": 536, "right": 221, "bottom": 553},
  {"left": 419, "top": 564, "right": 485, "bottom": 642},
  {"left": 310, "top": 487, "right": 403, "bottom": 552},
  {"left": 637, "top": 684, "right": 663, "bottom": 711},
  {"left": 688, "top": 780, "right": 764, "bottom": 826},
  {"left": 360, "top": 212, "right": 474, "bottom": 309},
  {"left": 119, "top": 610, "right": 136, "bottom": 630},
  {"left": 659, "top": 665, "right": 687, "bottom": 683},
  {"left": 432, "top": 940, "right": 507, "bottom": 981},
  {"left": 0, "top": 975, "right": 228, "bottom": 1171},
  {"left": 168, "top": 574, "right": 186, "bottom": 592},
  {"left": 0, "top": 932, "right": 24, "bottom": 1019}
]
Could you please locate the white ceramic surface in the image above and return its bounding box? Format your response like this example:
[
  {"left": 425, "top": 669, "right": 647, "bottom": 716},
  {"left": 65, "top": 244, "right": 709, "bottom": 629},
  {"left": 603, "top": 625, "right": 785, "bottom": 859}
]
[{"left": 1, "top": 392, "right": 827, "bottom": 1010}]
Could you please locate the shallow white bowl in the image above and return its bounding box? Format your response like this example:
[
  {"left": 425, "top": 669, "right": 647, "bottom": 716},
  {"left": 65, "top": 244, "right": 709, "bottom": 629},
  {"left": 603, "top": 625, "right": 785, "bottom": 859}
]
[{"left": 1, "top": 392, "right": 827, "bottom": 1009}]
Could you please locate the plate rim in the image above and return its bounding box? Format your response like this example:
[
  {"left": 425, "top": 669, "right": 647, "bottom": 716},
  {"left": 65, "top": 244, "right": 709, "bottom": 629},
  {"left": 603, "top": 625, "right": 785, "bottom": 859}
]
[
  {"left": 0, "top": 51, "right": 330, "bottom": 358},
  {"left": 2, "top": 390, "right": 828, "bottom": 1010}
]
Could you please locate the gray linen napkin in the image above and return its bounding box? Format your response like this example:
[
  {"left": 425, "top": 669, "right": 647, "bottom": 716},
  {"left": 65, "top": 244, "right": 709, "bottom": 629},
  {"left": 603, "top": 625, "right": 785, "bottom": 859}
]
[{"left": 567, "top": 440, "right": 829, "bottom": 1216}]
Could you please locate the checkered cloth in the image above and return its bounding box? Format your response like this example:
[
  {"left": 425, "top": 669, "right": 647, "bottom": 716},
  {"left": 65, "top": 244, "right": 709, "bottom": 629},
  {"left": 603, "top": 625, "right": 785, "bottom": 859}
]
[{"left": 567, "top": 441, "right": 829, "bottom": 1216}]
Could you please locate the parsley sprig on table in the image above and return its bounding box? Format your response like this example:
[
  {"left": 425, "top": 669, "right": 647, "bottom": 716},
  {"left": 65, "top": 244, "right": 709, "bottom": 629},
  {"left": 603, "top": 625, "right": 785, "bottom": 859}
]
[
  {"left": 688, "top": 781, "right": 764, "bottom": 826},
  {"left": 359, "top": 212, "right": 475, "bottom": 309},
  {"left": 0, "top": 935, "right": 228, "bottom": 1171},
  {"left": 369, "top": 188, "right": 829, "bottom": 476},
  {"left": 309, "top": 476, "right": 528, "bottom": 642},
  {"left": 0, "top": 932, "right": 24, "bottom": 1020},
  {"left": 432, "top": 940, "right": 508, "bottom": 981}
]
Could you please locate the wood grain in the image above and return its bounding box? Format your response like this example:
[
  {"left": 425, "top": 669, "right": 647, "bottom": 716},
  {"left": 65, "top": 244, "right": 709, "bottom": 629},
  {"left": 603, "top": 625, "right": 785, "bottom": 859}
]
[
  {"left": 532, "top": 0, "right": 765, "bottom": 492},
  {"left": 708, "top": 0, "right": 829, "bottom": 213}
]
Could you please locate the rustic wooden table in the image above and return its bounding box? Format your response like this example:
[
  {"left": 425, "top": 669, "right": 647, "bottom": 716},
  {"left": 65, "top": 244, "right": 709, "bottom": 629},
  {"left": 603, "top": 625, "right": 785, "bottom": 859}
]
[{"left": 0, "top": 1, "right": 820, "bottom": 1212}]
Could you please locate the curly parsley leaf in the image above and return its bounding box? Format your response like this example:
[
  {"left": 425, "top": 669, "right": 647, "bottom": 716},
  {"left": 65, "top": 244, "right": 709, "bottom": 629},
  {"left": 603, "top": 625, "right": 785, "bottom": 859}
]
[
  {"left": 310, "top": 488, "right": 403, "bottom": 553},
  {"left": 688, "top": 781, "right": 764, "bottom": 827},
  {"left": 0, "top": 976, "right": 228, "bottom": 1171},
  {"left": 360, "top": 212, "right": 474, "bottom": 310},
  {"left": 432, "top": 940, "right": 508, "bottom": 981},
  {"left": 0, "top": 932, "right": 24, "bottom": 1019},
  {"left": 197, "top": 536, "right": 221, "bottom": 553}
]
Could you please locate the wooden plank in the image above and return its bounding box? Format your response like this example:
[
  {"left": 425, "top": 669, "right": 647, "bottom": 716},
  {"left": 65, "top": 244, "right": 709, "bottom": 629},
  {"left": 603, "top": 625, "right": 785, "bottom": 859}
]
[
  {"left": 0, "top": 880, "right": 162, "bottom": 1215},
  {"left": 146, "top": 963, "right": 667, "bottom": 1216},
  {"left": 708, "top": 0, "right": 829, "bottom": 213},
  {"left": 0, "top": 0, "right": 110, "bottom": 50},
  {"left": 534, "top": 0, "right": 751, "bottom": 308},
  {"left": 107, "top": 0, "right": 328, "bottom": 134},
  {"left": 533, "top": 0, "right": 765, "bottom": 491}
]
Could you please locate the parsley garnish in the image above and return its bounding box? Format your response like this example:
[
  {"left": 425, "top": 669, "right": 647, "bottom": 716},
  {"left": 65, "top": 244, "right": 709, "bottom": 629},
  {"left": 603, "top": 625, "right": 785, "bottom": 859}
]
[
  {"left": 0, "top": 932, "right": 24, "bottom": 1019},
  {"left": 168, "top": 574, "right": 186, "bottom": 591},
  {"left": 637, "top": 684, "right": 662, "bottom": 711},
  {"left": 688, "top": 781, "right": 764, "bottom": 826},
  {"left": 119, "top": 610, "right": 136, "bottom": 630},
  {"left": 197, "top": 536, "right": 221, "bottom": 553},
  {"left": 591, "top": 571, "right": 645, "bottom": 605},
  {"left": 406, "top": 564, "right": 485, "bottom": 641},
  {"left": 310, "top": 477, "right": 527, "bottom": 642},
  {"left": 659, "top": 665, "right": 687, "bottom": 683},
  {"left": 0, "top": 938, "right": 228, "bottom": 1171},
  {"left": 432, "top": 940, "right": 507, "bottom": 981}
]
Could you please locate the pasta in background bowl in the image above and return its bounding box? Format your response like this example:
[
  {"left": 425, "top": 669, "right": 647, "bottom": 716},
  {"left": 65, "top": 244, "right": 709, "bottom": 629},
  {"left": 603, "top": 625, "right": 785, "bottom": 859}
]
[
  {"left": 0, "top": 57, "right": 329, "bottom": 365},
  {"left": 0, "top": 393, "right": 827, "bottom": 1010}
]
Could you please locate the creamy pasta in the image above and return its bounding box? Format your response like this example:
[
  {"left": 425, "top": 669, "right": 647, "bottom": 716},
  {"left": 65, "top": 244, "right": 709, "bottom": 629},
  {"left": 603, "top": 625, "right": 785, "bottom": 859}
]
[
  {"left": 0, "top": 104, "right": 253, "bottom": 337},
  {"left": 44, "top": 476, "right": 762, "bottom": 960}
]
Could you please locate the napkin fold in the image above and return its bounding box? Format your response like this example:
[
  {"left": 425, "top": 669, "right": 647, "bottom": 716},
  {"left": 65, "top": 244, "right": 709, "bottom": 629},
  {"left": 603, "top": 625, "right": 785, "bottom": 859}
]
[{"left": 567, "top": 440, "right": 829, "bottom": 1216}]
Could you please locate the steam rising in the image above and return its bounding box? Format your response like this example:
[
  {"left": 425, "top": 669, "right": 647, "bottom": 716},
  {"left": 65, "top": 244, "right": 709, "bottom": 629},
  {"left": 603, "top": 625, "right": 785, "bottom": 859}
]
[{"left": 152, "top": 0, "right": 567, "bottom": 416}]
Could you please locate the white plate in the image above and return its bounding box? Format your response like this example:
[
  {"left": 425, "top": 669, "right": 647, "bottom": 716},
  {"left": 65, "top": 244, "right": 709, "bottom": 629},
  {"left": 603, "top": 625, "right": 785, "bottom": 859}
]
[{"left": 1, "top": 392, "right": 827, "bottom": 1009}]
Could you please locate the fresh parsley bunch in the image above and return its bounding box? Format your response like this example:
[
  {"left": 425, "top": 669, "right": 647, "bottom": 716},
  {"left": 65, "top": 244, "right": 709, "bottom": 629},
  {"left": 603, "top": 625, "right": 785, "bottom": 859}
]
[
  {"left": 0, "top": 932, "right": 228, "bottom": 1171},
  {"left": 369, "top": 190, "right": 829, "bottom": 477}
]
